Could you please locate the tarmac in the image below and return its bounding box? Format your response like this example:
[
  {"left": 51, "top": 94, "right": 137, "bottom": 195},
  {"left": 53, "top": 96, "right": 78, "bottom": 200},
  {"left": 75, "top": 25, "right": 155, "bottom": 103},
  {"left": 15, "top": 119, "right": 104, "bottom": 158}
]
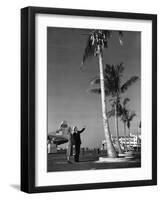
[{"left": 47, "top": 150, "right": 141, "bottom": 172}]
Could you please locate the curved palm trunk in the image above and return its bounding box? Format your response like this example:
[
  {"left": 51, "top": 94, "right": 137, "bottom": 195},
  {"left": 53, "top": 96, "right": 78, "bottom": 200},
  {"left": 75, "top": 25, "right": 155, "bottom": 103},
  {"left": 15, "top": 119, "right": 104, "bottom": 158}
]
[
  {"left": 114, "top": 104, "right": 123, "bottom": 154},
  {"left": 123, "top": 122, "right": 127, "bottom": 152},
  {"left": 98, "top": 52, "right": 117, "bottom": 158}
]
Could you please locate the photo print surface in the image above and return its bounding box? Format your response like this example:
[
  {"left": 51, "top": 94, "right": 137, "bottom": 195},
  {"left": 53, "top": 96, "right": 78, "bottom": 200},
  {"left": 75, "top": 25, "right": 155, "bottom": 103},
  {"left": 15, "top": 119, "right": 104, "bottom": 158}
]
[{"left": 47, "top": 27, "right": 141, "bottom": 172}]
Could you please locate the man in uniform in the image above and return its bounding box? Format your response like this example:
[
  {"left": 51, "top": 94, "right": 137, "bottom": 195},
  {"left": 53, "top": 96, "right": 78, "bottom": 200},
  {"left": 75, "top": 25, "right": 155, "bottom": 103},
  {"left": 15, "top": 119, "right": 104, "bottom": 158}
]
[{"left": 73, "top": 126, "right": 86, "bottom": 162}]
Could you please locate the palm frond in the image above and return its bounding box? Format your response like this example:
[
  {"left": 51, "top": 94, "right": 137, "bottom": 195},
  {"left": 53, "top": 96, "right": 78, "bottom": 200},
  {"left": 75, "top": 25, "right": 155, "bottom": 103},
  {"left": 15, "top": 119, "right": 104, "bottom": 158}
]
[
  {"left": 118, "top": 31, "right": 123, "bottom": 37},
  {"left": 126, "top": 111, "right": 136, "bottom": 128},
  {"left": 121, "top": 76, "right": 139, "bottom": 93},
  {"left": 82, "top": 35, "right": 96, "bottom": 64},
  {"left": 116, "top": 103, "right": 123, "bottom": 116},
  {"left": 127, "top": 121, "right": 130, "bottom": 129},
  {"left": 118, "top": 31, "right": 123, "bottom": 46},
  {"left": 120, "top": 107, "right": 128, "bottom": 122},
  {"left": 121, "top": 114, "right": 127, "bottom": 123},
  {"left": 119, "top": 98, "right": 131, "bottom": 122},
  {"left": 128, "top": 111, "right": 136, "bottom": 121},
  {"left": 107, "top": 101, "right": 122, "bottom": 118},
  {"left": 88, "top": 88, "right": 101, "bottom": 95},
  {"left": 107, "top": 109, "right": 115, "bottom": 118},
  {"left": 89, "top": 88, "right": 110, "bottom": 96},
  {"left": 90, "top": 76, "right": 100, "bottom": 85},
  {"left": 123, "top": 98, "right": 130, "bottom": 106}
]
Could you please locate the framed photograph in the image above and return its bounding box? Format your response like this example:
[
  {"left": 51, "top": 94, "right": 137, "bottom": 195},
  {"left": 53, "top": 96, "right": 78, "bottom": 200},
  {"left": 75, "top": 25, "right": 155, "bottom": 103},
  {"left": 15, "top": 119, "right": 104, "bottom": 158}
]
[{"left": 21, "top": 6, "right": 157, "bottom": 193}]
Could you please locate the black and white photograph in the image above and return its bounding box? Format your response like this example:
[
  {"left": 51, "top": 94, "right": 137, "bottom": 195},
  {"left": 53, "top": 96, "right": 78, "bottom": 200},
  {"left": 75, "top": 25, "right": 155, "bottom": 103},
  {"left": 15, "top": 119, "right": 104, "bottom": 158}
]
[{"left": 47, "top": 27, "right": 141, "bottom": 172}]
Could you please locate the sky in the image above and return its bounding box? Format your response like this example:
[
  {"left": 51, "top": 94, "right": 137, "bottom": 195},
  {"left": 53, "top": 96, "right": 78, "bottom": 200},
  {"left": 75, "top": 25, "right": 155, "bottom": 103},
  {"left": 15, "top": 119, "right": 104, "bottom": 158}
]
[{"left": 47, "top": 27, "right": 141, "bottom": 148}]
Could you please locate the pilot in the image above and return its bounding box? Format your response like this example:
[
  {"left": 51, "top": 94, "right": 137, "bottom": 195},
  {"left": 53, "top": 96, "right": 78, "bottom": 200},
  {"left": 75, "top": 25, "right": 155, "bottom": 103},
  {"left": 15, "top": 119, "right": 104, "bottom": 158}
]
[{"left": 73, "top": 126, "right": 86, "bottom": 162}]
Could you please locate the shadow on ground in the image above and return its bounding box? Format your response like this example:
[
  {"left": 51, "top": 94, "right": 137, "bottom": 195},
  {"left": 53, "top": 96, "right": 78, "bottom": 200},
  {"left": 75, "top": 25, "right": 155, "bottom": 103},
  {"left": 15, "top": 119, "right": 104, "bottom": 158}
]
[{"left": 10, "top": 184, "right": 20, "bottom": 191}]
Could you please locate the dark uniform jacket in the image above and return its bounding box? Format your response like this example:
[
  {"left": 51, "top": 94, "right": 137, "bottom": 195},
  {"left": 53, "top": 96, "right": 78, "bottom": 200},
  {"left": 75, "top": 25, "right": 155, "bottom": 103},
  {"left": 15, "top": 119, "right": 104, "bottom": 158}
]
[{"left": 73, "top": 128, "right": 85, "bottom": 145}]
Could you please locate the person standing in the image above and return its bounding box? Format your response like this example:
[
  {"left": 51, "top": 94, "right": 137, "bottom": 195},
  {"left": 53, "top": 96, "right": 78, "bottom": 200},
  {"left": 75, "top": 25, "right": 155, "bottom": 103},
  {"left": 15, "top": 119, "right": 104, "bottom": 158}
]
[
  {"left": 66, "top": 127, "right": 74, "bottom": 163},
  {"left": 73, "top": 126, "right": 86, "bottom": 162}
]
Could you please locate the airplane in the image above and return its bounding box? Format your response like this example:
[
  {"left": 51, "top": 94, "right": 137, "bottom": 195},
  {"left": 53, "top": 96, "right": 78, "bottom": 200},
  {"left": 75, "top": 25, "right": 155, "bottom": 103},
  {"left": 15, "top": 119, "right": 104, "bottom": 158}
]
[
  {"left": 47, "top": 120, "right": 69, "bottom": 146},
  {"left": 48, "top": 133, "right": 68, "bottom": 145}
]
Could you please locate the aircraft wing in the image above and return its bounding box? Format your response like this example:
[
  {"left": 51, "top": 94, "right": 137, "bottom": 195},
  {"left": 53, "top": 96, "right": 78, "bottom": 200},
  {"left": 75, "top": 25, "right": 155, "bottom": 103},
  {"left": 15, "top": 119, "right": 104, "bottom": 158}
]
[{"left": 48, "top": 132, "right": 68, "bottom": 145}]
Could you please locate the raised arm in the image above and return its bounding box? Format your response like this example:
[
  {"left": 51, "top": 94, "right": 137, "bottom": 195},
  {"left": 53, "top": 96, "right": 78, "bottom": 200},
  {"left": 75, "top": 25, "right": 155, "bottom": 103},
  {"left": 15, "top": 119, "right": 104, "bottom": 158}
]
[{"left": 78, "top": 127, "right": 86, "bottom": 134}]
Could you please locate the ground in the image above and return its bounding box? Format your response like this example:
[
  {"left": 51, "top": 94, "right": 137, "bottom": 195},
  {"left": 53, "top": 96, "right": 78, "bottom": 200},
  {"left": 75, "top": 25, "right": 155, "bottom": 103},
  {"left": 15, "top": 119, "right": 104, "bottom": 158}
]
[{"left": 47, "top": 150, "right": 141, "bottom": 172}]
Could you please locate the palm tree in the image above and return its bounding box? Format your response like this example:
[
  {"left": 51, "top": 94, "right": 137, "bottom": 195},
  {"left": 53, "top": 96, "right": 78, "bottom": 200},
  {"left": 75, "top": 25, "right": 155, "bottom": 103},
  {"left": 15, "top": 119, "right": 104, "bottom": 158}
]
[
  {"left": 82, "top": 30, "right": 123, "bottom": 158},
  {"left": 126, "top": 111, "right": 136, "bottom": 149},
  {"left": 120, "top": 98, "right": 130, "bottom": 151},
  {"left": 90, "top": 63, "right": 139, "bottom": 154},
  {"left": 107, "top": 98, "right": 124, "bottom": 153}
]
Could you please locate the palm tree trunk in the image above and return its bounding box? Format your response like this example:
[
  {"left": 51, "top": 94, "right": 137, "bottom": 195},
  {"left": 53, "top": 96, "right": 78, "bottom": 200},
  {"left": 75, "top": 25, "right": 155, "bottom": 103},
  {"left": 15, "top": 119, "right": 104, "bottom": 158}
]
[
  {"left": 114, "top": 103, "right": 123, "bottom": 154},
  {"left": 98, "top": 52, "right": 117, "bottom": 158},
  {"left": 128, "top": 127, "right": 131, "bottom": 150},
  {"left": 124, "top": 122, "right": 127, "bottom": 152}
]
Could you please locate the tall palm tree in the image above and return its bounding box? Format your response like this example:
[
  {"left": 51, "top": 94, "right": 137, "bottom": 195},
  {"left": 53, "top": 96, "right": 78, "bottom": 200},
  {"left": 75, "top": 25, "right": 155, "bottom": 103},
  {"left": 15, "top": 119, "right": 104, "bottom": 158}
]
[
  {"left": 90, "top": 63, "right": 139, "bottom": 154},
  {"left": 82, "top": 30, "right": 123, "bottom": 158}
]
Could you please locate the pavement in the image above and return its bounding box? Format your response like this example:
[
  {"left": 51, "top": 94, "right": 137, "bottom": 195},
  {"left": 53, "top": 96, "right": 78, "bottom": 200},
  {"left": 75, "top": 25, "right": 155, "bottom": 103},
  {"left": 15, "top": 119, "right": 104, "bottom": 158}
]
[{"left": 47, "top": 150, "right": 141, "bottom": 172}]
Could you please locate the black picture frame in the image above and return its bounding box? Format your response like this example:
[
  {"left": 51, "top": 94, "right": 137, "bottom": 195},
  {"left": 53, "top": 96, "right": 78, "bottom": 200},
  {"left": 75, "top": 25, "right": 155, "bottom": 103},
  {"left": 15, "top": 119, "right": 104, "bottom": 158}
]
[{"left": 21, "top": 6, "right": 157, "bottom": 193}]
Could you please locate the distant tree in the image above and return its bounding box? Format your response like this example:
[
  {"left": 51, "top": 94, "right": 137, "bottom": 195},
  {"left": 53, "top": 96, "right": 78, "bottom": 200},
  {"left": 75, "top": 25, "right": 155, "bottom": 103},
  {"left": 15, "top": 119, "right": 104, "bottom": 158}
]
[
  {"left": 90, "top": 63, "right": 139, "bottom": 154},
  {"left": 119, "top": 98, "right": 130, "bottom": 151},
  {"left": 126, "top": 111, "right": 136, "bottom": 148}
]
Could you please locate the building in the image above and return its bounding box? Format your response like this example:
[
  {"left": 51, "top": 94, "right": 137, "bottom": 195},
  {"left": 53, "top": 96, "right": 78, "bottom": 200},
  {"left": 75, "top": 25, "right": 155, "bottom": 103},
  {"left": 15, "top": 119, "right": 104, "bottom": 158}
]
[{"left": 102, "top": 133, "right": 141, "bottom": 150}]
